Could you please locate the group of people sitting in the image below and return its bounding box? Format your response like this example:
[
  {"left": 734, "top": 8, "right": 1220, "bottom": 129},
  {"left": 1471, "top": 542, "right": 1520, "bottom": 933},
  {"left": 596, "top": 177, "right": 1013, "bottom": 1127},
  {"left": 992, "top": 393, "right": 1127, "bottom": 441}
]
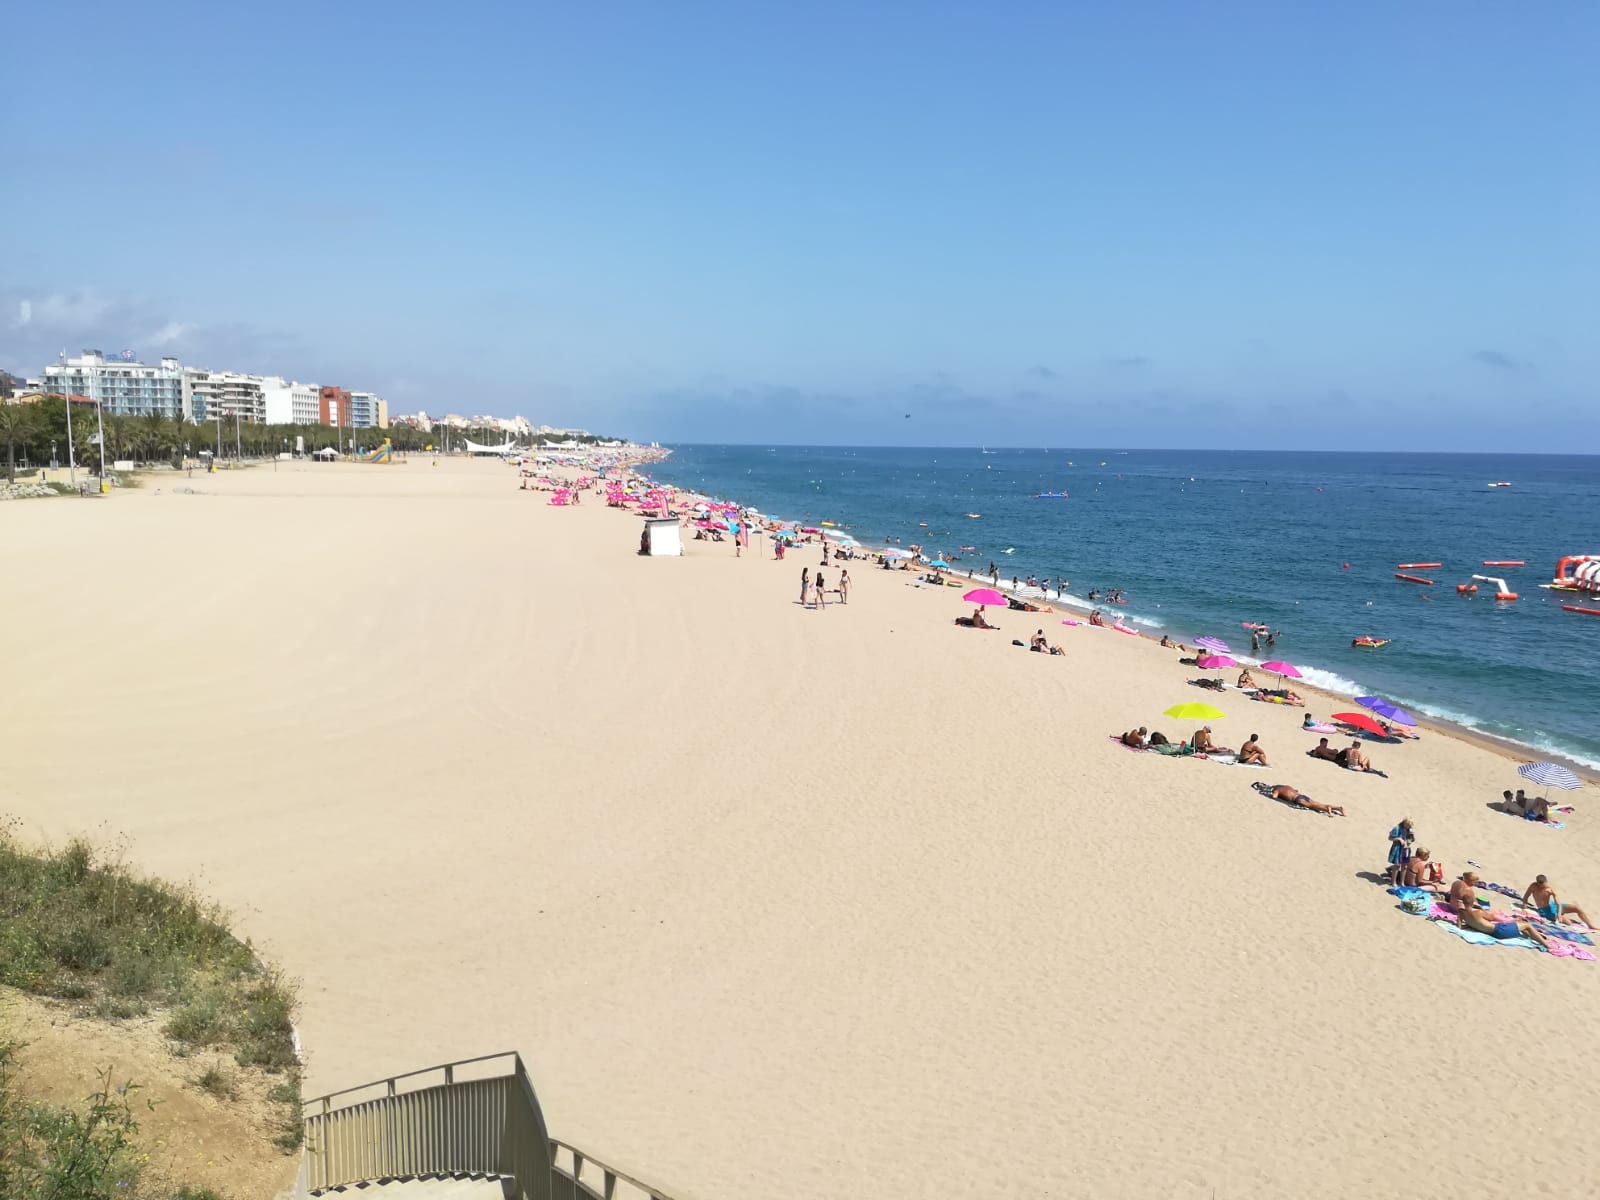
[
  {"left": 1306, "top": 736, "right": 1386, "bottom": 776},
  {"left": 954, "top": 606, "right": 998, "bottom": 630},
  {"left": 1119, "top": 724, "right": 1251, "bottom": 760},
  {"left": 1491, "top": 789, "right": 1556, "bottom": 822},
  {"left": 1397, "top": 866, "right": 1592, "bottom": 950}
]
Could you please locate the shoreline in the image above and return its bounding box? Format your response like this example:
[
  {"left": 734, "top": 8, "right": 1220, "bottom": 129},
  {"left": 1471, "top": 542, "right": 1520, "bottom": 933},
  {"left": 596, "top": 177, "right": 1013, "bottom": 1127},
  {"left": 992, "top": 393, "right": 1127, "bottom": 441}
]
[{"left": 636, "top": 456, "right": 1597, "bottom": 786}]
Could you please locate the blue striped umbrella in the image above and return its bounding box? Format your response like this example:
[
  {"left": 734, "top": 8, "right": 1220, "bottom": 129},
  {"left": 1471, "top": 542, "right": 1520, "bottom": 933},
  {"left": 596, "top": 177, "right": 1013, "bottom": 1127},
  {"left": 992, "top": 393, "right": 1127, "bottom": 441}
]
[
  {"left": 1518, "top": 762, "right": 1584, "bottom": 791},
  {"left": 1355, "top": 695, "right": 1417, "bottom": 727}
]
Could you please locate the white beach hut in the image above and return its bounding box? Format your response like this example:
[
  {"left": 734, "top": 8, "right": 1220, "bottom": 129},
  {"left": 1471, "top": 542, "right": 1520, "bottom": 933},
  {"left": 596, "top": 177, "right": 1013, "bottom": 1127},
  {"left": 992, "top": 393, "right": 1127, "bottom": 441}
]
[{"left": 642, "top": 517, "right": 682, "bottom": 557}]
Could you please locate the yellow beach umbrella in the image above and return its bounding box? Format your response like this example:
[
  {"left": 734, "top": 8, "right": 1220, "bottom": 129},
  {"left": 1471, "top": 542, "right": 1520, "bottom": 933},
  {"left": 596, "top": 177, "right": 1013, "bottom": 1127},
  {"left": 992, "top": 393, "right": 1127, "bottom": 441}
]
[{"left": 1163, "top": 702, "right": 1225, "bottom": 721}]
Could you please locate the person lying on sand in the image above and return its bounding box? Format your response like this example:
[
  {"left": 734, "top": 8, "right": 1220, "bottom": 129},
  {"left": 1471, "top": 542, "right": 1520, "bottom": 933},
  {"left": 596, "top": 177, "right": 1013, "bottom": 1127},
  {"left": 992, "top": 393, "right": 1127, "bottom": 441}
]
[
  {"left": 1191, "top": 677, "right": 1225, "bottom": 691},
  {"left": 1239, "top": 734, "right": 1269, "bottom": 766},
  {"left": 1522, "top": 875, "right": 1594, "bottom": 928},
  {"left": 1515, "top": 789, "right": 1552, "bottom": 821},
  {"left": 1307, "top": 737, "right": 1341, "bottom": 762},
  {"left": 1457, "top": 905, "right": 1550, "bottom": 950},
  {"left": 1264, "top": 783, "right": 1345, "bottom": 816},
  {"left": 1121, "top": 726, "right": 1148, "bottom": 749},
  {"left": 1491, "top": 789, "right": 1548, "bottom": 819}
]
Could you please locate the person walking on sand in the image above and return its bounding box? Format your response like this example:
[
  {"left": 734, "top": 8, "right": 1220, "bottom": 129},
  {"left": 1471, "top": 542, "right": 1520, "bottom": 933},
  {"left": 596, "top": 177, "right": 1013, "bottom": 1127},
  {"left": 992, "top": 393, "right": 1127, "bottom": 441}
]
[
  {"left": 839, "top": 569, "right": 850, "bottom": 604},
  {"left": 800, "top": 567, "right": 810, "bottom": 608},
  {"left": 1522, "top": 875, "right": 1595, "bottom": 928}
]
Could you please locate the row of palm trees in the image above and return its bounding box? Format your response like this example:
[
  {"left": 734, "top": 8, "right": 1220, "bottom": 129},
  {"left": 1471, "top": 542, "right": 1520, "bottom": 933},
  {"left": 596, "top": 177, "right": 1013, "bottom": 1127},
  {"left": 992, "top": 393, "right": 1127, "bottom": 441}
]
[{"left": 2, "top": 395, "right": 621, "bottom": 483}]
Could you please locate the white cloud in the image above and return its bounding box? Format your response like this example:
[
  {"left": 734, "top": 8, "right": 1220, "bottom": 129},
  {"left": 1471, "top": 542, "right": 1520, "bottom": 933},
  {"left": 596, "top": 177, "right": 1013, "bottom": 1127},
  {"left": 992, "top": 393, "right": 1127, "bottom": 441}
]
[
  {"left": 147, "top": 320, "right": 194, "bottom": 346},
  {"left": 15, "top": 300, "right": 31, "bottom": 328}
]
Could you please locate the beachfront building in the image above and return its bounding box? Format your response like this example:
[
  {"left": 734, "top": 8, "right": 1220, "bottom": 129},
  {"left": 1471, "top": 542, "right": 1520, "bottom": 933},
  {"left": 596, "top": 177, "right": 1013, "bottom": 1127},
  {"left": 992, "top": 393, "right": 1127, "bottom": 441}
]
[
  {"left": 40, "top": 350, "right": 186, "bottom": 419},
  {"left": 347, "top": 390, "right": 388, "bottom": 429},
  {"left": 261, "top": 377, "right": 321, "bottom": 425},
  {"left": 319, "top": 386, "right": 351, "bottom": 426},
  {"left": 184, "top": 369, "right": 267, "bottom": 424}
]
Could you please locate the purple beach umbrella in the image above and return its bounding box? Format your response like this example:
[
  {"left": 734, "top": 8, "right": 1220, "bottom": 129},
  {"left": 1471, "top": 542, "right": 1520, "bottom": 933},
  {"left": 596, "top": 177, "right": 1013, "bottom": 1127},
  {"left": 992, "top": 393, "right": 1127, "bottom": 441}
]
[{"left": 1355, "top": 695, "right": 1416, "bottom": 727}]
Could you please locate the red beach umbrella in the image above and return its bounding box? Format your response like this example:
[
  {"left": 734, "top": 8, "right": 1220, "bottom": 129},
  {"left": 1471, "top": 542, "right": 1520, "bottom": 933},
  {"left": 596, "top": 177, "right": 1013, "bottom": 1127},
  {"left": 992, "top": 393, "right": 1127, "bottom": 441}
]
[{"left": 1332, "top": 711, "right": 1387, "bottom": 737}]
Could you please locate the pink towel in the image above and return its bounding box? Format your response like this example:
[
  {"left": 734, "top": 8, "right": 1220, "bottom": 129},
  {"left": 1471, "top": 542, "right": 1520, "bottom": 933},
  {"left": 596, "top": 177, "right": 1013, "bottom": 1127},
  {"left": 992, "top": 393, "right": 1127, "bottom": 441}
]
[{"left": 1546, "top": 940, "right": 1597, "bottom": 961}]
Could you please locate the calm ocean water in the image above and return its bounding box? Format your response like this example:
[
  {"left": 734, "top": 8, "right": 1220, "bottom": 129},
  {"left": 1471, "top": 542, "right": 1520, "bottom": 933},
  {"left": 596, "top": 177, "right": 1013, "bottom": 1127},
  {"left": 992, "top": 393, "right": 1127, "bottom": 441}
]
[{"left": 648, "top": 446, "right": 1600, "bottom": 769}]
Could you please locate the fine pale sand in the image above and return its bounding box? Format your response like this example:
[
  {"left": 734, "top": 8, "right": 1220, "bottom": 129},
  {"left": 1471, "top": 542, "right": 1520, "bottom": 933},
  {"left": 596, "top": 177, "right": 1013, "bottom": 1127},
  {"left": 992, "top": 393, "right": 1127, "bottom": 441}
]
[{"left": 3, "top": 458, "right": 1597, "bottom": 1199}]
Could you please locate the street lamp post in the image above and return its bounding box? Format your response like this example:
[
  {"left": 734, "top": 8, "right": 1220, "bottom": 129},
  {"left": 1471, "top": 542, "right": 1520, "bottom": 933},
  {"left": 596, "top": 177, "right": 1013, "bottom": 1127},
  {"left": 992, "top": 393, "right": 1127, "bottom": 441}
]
[
  {"left": 91, "top": 366, "right": 107, "bottom": 489},
  {"left": 59, "top": 352, "right": 77, "bottom": 488}
]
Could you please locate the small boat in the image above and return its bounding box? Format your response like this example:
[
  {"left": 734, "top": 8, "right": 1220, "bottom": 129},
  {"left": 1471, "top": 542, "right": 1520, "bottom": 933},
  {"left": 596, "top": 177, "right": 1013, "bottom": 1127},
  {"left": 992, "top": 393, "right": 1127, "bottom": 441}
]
[
  {"left": 1487, "top": 481, "right": 1512, "bottom": 488},
  {"left": 1036, "top": 491, "right": 1069, "bottom": 499},
  {"left": 1352, "top": 637, "right": 1391, "bottom": 649},
  {"left": 966, "top": 513, "right": 981, "bottom": 518},
  {"left": 1563, "top": 605, "right": 1600, "bottom": 617}
]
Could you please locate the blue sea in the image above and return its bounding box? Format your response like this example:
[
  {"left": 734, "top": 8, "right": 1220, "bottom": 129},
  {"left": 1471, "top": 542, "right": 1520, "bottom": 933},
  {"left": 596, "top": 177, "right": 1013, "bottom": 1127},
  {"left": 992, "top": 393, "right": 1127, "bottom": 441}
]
[{"left": 648, "top": 447, "right": 1600, "bottom": 770}]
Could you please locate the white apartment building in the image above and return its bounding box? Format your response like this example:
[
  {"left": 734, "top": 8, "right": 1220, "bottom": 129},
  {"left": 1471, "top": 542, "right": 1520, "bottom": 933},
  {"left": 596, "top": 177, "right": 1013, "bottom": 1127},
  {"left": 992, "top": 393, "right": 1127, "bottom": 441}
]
[
  {"left": 184, "top": 369, "right": 267, "bottom": 424},
  {"left": 260, "top": 377, "right": 321, "bottom": 425},
  {"left": 41, "top": 350, "right": 187, "bottom": 419}
]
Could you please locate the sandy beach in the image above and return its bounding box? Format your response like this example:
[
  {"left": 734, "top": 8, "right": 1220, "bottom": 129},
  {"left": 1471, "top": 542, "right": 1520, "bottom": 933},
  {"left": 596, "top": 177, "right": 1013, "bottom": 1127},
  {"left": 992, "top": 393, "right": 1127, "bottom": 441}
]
[{"left": 3, "top": 457, "right": 1598, "bottom": 1199}]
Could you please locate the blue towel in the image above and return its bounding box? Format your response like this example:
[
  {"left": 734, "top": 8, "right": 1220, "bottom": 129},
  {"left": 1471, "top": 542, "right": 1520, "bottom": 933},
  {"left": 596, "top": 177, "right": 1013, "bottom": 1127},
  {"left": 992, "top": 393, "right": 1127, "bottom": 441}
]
[{"left": 1435, "top": 922, "right": 1540, "bottom": 951}]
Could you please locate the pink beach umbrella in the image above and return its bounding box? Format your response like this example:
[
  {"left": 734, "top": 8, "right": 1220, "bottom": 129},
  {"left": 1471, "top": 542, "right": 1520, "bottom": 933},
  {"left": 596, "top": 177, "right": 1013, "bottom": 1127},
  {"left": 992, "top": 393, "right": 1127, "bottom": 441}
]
[
  {"left": 962, "top": 588, "right": 1008, "bottom": 608},
  {"left": 1260, "top": 661, "right": 1303, "bottom": 678},
  {"left": 1194, "top": 636, "right": 1230, "bottom": 654},
  {"left": 1197, "top": 654, "right": 1238, "bottom": 670}
]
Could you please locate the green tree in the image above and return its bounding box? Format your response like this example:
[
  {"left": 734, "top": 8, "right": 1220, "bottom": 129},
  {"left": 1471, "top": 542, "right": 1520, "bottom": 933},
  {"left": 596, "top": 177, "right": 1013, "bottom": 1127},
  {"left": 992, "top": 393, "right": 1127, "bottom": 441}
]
[{"left": 0, "top": 399, "right": 33, "bottom": 482}]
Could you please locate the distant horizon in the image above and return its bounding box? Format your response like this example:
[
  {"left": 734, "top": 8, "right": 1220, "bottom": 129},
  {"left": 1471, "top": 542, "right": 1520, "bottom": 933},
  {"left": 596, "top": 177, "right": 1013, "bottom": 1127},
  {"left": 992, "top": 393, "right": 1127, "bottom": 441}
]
[{"left": 659, "top": 443, "right": 1599, "bottom": 458}]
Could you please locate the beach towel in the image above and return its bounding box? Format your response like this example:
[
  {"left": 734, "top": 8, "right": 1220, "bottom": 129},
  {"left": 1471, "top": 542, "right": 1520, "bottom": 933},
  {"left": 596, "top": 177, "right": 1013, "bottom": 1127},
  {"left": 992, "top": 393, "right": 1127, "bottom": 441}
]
[
  {"left": 1304, "top": 722, "right": 1338, "bottom": 734},
  {"left": 1108, "top": 735, "right": 1144, "bottom": 753},
  {"left": 1495, "top": 809, "right": 1565, "bottom": 830},
  {"left": 1434, "top": 922, "right": 1543, "bottom": 951}
]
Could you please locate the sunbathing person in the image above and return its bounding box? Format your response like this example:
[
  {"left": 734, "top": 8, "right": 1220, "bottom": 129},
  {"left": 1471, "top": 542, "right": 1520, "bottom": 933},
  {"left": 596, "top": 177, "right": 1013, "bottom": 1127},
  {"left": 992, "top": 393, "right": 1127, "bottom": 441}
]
[
  {"left": 1238, "top": 733, "right": 1268, "bottom": 766},
  {"left": 1159, "top": 635, "right": 1175, "bottom": 648},
  {"left": 1446, "top": 871, "right": 1482, "bottom": 916},
  {"left": 1190, "top": 726, "right": 1233, "bottom": 755},
  {"left": 1457, "top": 905, "right": 1551, "bottom": 950},
  {"left": 1121, "top": 726, "right": 1148, "bottom": 749},
  {"left": 1515, "top": 789, "right": 1552, "bottom": 821},
  {"left": 1237, "top": 668, "right": 1257, "bottom": 689},
  {"left": 1265, "top": 783, "right": 1345, "bottom": 816},
  {"left": 1088, "top": 609, "right": 1106, "bottom": 627},
  {"left": 1339, "top": 741, "right": 1385, "bottom": 775},
  {"left": 1522, "top": 875, "right": 1594, "bottom": 928},
  {"left": 1398, "top": 848, "right": 1440, "bottom": 889},
  {"left": 1307, "top": 737, "right": 1342, "bottom": 762}
]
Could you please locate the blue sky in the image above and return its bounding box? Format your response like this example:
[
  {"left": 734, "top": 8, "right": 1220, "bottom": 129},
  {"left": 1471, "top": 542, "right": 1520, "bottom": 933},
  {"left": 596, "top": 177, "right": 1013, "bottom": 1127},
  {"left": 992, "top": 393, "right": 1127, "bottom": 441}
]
[{"left": 3, "top": 1, "right": 1595, "bottom": 449}]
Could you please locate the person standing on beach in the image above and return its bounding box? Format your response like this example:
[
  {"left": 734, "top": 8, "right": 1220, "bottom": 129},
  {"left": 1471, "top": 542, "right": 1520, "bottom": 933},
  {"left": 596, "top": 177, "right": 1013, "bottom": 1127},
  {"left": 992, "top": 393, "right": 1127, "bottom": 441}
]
[
  {"left": 839, "top": 569, "right": 850, "bottom": 604},
  {"left": 1386, "top": 819, "right": 1415, "bottom": 884},
  {"left": 800, "top": 567, "right": 810, "bottom": 607},
  {"left": 815, "top": 570, "right": 826, "bottom": 610},
  {"left": 735, "top": 522, "right": 744, "bottom": 558}
]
